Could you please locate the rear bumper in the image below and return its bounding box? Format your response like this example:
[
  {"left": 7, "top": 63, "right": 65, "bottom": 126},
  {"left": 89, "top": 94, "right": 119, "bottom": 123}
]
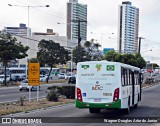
[{"left": 76, "top": 99, "right": 121, "bottom": 109}]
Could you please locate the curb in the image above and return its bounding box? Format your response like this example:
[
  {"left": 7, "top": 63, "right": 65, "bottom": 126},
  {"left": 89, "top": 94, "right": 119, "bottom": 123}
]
[
  {"left": 142, "top": 82, "right": 160, "bottom": 90},
  {"left": 3, "top": 103, "right": 74, "bottom": 117}
]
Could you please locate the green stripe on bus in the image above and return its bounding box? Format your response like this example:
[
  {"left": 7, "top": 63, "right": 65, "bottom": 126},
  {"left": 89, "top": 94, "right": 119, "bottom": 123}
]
[{"left": 75, "top": 99, "right": 121, "bottom": 109}]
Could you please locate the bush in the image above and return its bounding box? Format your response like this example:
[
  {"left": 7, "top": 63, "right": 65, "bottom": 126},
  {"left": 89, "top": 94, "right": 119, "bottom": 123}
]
[
  {"left": 47, "top": 86, "right": 57, "bottom": 90},
  {"left": 58, "top": 86, "right": 75, "bottom": 99},
  {"left": 46, "top": 88, "right": 60, "bottom": 102},
  {"left": 47, "top": 86, "right": 75, "bottom": 99}
]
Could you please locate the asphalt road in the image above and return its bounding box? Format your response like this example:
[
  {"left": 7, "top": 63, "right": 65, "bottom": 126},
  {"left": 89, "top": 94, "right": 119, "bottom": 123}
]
[
  {"left": 0, "top": 83, "right": 67, "bottom": 103},
  {"left": 2, "top": 83, "right": 160, "bottom": 126}
]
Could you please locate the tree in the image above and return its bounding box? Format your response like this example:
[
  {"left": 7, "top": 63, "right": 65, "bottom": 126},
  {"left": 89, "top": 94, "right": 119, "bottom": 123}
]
[
  {"left": 28, "top": 58, "right": 39, "bottom": 63},
  {"left": 84, "top": 39, "right": 102, "bottom": 61},
  {"left": 73, "top": 39, "right": 103, "bottom": 64},
  {"left": 103, "top": 50, "right": 120, "bottom": 62},
  {"left": 72, "top": 46, "right": 91, "bottom": 64},
  {"left": 37, "top": 39, "right": 69, "bottom": 82},
  {"left": 147, "top": 63, "right": 159, "bottom": 70},
  {"left": 134, "top": 53, "right": 146, "bottom": 69},
  {"left": 152, "top": 63, "right": 159, "bottom": 69},
  {"left": 0, "top": 33, "right": 29, "bottom": 85},
  {"left": 104, "top": 50, "right": 146, "bottom": 69}
]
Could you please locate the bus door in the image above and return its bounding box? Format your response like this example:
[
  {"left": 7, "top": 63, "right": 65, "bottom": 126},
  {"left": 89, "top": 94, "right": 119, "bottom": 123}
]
[
  {"left": 131, "top": 70, "right": 135, "bottom": 106},
  {"left": 139, "top": 72, "right": 142, "bottom": 101}
]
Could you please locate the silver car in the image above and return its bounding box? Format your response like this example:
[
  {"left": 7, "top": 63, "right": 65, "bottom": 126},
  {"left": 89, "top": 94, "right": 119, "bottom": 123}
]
[
  {"left": 19, "top": 79, "right": 40, "bottom": 91},
  {"left": 0, "top": 75, "right": 10, "bottom": 83},
  {"left": 58, "top": 73, "right": 66, "bottom": 79}
]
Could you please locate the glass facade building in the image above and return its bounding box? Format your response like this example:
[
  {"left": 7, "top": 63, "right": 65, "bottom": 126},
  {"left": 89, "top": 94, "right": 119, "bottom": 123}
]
[
  {"left": 118, "top": 1, "right": 139, "bottom": 53},
  {"left": 67, "top": 0, "right": 87, "bottom": 40}
]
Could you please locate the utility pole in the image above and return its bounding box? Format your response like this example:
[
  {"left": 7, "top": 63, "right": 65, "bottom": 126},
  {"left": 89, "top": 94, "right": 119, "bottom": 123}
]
[
  {"left": 72, "top": 19, "right": 87, "bottom": 63},
  {"left": 138, "top": 37, "right": 145, "bottom": 54}
]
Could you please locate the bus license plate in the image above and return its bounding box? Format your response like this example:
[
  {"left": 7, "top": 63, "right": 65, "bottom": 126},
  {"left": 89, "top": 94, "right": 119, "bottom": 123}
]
[{"left": 94, "top": 98, "right": 101, "bottom": 102}]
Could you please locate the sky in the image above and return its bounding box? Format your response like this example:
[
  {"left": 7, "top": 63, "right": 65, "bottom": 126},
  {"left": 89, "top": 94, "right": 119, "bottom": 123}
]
[{"left": 0, "top": 0, "right": 160, "bottom": 65}]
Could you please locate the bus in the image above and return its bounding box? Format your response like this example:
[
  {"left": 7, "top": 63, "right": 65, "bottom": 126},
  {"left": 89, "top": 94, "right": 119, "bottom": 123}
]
[
  {"left": 76, "top": 61, "right": 142, "bottom": 114},
  {"left": 0, "top": 67, "right": 60, "bottom": 81},
  {"left": 7, "top": 68, "right": 26, "bottom": 81},
  {"left": 40, "top": 67, "right": 60, "bottom": 76}
]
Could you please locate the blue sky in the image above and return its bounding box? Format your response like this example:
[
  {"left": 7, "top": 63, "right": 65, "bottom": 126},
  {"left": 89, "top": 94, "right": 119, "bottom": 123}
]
[{"left": 0, "top": 0, "right": 160, "bottom": 65}]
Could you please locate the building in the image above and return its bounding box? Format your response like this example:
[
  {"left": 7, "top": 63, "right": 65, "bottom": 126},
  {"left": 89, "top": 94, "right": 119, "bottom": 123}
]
[
  {"left": 67, "top": 0, "right": 87, "bottom": 41},
  {"left": 0, "top": 26, "right": 78, "bottom": 67},
  {"left": 118, "top": 1, "right": 139, "bottom": 54},
  {"left": 15, "top": 36, "right": 67, "bottom": 66},
  {"left": 3, "top": 23, "right": 31, "bottom": 36},
  {"left": 13, "top": 29, "right": 78, "bottom": 66},
  {"left": 33, "top": 29, "right": 58, "bottom": 36}
]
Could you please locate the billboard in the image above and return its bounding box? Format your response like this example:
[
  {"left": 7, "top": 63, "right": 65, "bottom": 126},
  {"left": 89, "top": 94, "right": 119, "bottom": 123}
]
[{"left": 103, "top": 48, "right": 114, "bottom": 55}]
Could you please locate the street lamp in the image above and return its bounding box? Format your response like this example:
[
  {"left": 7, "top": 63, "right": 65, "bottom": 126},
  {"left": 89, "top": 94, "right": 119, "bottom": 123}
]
[
  {"left": 65, "top": 47, "right": 73, "bottom": 75},
  {"left": 141, "top": 49, "right": 152, "bottom": 54},
  {"left": 8, "top": 4, "right": 49, "bottom": 76},
  {"left": 8, "top": 3, "right": 49, "bottom": 102},
  {"left": 141, "top": 49, "right": 152, "bottom": 71},
  {"left": 69, "top": 51, "right": 73, "bottom": 75}
]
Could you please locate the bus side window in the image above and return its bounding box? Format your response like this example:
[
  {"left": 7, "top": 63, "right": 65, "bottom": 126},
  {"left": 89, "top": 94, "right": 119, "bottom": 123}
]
[
  {"left": 123, "top": 68, "right": 126, "bottom": 86},
  {"left": 127, "top": 69, "right": 130, "bottom": 85},
  {"left": 129, "top": 70, "right": 132, "bottom": 85},
  {"left": 125, "top": 69, "right": 127, "bottom": 85},
  {"left": 137, "top": 71, "right": 139, "bottom": 85},
  {"left": 121, "top": 68, "right": 125, "bottom": 86},
  {"left": 134, "top": 71, "right": 139, "bottom": 85}
]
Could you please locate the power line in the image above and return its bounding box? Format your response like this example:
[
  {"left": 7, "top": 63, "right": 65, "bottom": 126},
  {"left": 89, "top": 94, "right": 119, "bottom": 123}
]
[
  {"left": 12, "top": 0, "right": 66, "bottom": 20},
  {"left": 0, "top": 22, "right": 79, "bottom": 46},
  {"left": 28, "top": 0, "right": 66, "bottom": 17}
]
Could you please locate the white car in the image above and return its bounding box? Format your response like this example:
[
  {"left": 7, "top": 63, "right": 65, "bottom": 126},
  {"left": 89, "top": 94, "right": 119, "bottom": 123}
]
[
  {"left": 40, "top": 75, "right": 46, "bottom": 82},
  {"left": 19, "top": 79, "right": 40, "bottom": 91},
  {"left": 58, "top": 73, "right": 66, "bottom": 79},
  {"left": 0, "top": 75, "right": 10, "bottom": 83},
  {"left": 65, "top": 73, "right": 72, "bottom": 80}
]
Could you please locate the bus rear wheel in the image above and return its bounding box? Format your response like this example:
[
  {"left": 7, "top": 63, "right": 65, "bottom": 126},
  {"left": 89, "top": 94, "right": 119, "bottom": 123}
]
[{"left": 89, "top": 108, "right": 101, "bottom": 113}]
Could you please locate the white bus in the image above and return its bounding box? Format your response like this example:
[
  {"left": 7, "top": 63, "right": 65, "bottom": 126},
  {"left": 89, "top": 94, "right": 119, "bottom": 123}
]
[
  {"left": 7, "top": 68, "right": 26, "bottom": 80},
  {"left": 76, "top": 61, "right": 142, "bottom": 114}
]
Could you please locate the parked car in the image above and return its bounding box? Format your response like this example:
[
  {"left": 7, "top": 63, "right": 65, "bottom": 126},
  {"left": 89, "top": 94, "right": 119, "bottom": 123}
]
[
  {"left": 65, "top": 73, "right": 72, "bottom": 80},
  {"left": 58, "top": 73, "right": 66, "bottom": 79},
  {"left": 40, "top": 75, "right": 46, "bottom": 82},
  {"left": 19, "top": 79, "right": 40, "bottom": 91},
  {"left": 0, "top": 75, "right": 10, "bottom": 83},
  {"left": 11, "top": 74, "right": 26, "bottom": 81}
]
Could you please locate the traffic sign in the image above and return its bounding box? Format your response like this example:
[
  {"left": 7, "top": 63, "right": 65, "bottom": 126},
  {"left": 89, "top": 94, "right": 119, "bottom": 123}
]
[{"left": 28, "top": 63, "right": 40, "bottom": 86}]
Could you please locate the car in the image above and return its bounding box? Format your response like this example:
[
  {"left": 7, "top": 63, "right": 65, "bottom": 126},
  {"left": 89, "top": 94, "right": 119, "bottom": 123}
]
[
  {"left": 40, "top": 75, "right": 46, "bottom": 82},
  {"left": 0, "top": 75, "right": 10, "bottom": 83},
  {"left": 68, "top": 76, "right": 76, "bottom": 84},
  {"left": 45, "top": 74, "right": 53, "bottom": 80},
  {"left": 19, "top": 79, "right": 40, "bottom": 91},
  {"left": 11, "top": 74, "right": 26, "bottom": 81},
  {"left": 58, "top": 73, "right": 66, "bottom": 79},
  {"left": 65, "top": 73, "right": 72, "bottom": 80}
]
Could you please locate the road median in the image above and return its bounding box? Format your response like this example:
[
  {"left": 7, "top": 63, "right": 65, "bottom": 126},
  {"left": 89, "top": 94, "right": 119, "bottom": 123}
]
[{"left": 0, "top": 98, "right": 74, "bottom": 116}]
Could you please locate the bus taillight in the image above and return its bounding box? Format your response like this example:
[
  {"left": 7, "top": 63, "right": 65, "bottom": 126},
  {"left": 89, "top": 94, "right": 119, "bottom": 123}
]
[
  {"left": 113, "top": 88, "right": 119, "bottom": 102},
  {"left": 77, "top": 88, "right": 83, "bottom": 102}
]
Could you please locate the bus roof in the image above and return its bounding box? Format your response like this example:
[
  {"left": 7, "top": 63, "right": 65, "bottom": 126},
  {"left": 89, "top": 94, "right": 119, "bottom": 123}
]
[{"left": 78, "top": 61, "right": 140, "bottom": 71}]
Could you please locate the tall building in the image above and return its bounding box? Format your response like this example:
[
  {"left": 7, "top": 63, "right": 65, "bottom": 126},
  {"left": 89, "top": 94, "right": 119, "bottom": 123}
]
[
  {"left": 67, "top": 0, "right": 87, "bottom": 41},
  {"left": 3, "top": 23, "right": 31, "bottom": 36},
  {"left": 118, "top": 1, "right": 139, "bottom": 53}
]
